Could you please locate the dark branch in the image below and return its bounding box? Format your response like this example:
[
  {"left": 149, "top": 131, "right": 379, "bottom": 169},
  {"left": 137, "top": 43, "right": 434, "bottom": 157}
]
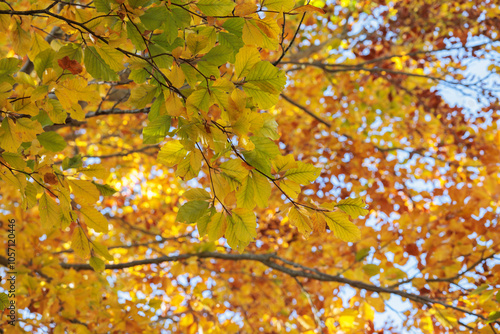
[
  {"left": 280, "top": 93, "right": 331, "bottom": 127},
  {"left": 0, "top": 251, "right": 483, "bottom": 324}
]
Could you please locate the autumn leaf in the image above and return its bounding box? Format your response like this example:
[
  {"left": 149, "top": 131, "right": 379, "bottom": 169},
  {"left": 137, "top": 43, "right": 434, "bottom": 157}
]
[
  {"left": 0, "top": 1, "right": 497, "bottom": 332},
  {"left": 57, "top": 56, "right": 83, "bottom": 74}
]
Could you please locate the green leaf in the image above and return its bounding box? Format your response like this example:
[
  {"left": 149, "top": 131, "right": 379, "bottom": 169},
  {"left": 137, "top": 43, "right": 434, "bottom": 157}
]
[
  {"left": 1, "top": 152, "right": 26, "bottom": 170},
  {"left": 143, "top": 115, "right": 172, "bottom": 144},
  {"left": 39, "top": 192, "right": 61, "bottom": 230},
  {"left": 197, "top": 209, "right": 214, "bottom": 237},
  {"left": 196, "top": 0, "right": 236, "bottom": 16},
  {"left": 129, "top": 84, "right": 157, "bottom": 109},
  {"left": 160, "top": 11, "right": 179, "bottom": 44},
  {"left": 94, "top": 0, "right": 113, "bottom": 12},
  {"left": 235, "top": 46, "right": 260, "bottom": 79},
  {"left": 72, "top": 227, "right": 90, "bottom": 258},
  {"left": 363, "top": 264, "right": 380, "bottom": 277},
  {"left": 187, "top": 33, "right": 209, "bottom": 55},
  {"left": 89, "top": 256, "right": 106, "bottom": 272},
  {"left": 284, "top": 161, "right": 320, "bottom": 184},
  {"left": 336, "top": 198, "right": 369, "bottom": 218},
  {"left": 323, "top": 211, "right": 361, "bottom": 242},
  {"left": 385, "top": 267, "right": 407, "bottom": 281},
  {"left": 180, "top": 63, "right": 202, "bottom": 87},
  {"left": 84, "top": 46, "right": 118, "bottom": 81},
  {"left": 289, "top": 206, "right": 312, "bottom": 236},
  {"left": 0, "top": 57, "right": 21, "bottom": 78},
  {"left": 187, "top": 88, "right": 211, "bottom": 112},
  {"left": 141, "top": 6, "right": 168, "bottom": 30},
  {"left": 126, "top": 21, "right": 147, "bottom": 51},
  {"left": 251, "top": 136, "right": 280, "bottom": 158},
  {"left": 92, "top": 182, "right": 118, "bottom": 196},
  {"left": 148, "top": 44, "right": 174, "bottom": 69},
  {"left": 197, "top": 61, "right": 220, "bottom": 79},
  {"left": 33, "top": 48, "right": 55, "bottom": 79},
  {"left": 37, "top": 131, "right": 67, "bottom": 152},
  {"left": 488, "top": 311, "right": 500, "bottom": 322},
  {"left": 243, "top": 61, "right": 286, "bottom": 108},
  {"left": 355, "top": 247, "right": 371, "bottom": 262},
  {"left": 222, "top": 18, "right": 244, "bottom": 37},
  {"left": 219, "top": 159, "right": 248, "bottom": 188},
  {"left": 176, "top": 151, "right": 202, "bottom": 181},
  {"left": 201, "top": 45, "right": 233, "bottom": 66},
  {"left": 170, "top": 7, "right": 191, "bottom": 29},
  {"left": 47, "top": 98, "right": 68, "bottom": 124},
  {"left": 80, "top": 206, "right": 109, "bottom": 233},
  {"left": 470, "top": 284, "right": 489, "bottom": 296},
  {"left": 0, "top": 293, "right": 9, "bottom": 311},
  {"left": 62, "top": 155, "right": 83, "bottom": 170},
  {"left": 56, "top": 43, "right": 83, "bottom": 62},
  {"left": 207, "top": 212, "right": 226, "bottom": 241},
  {"left": 218, "top": 32, "right": 244, "bottom": 56},
  {"left": 157, "top": 140, "right": 187, "bottom": 166},
  {"left": 176, "top": 200, "right": 210, "bottom": 224},
  {"left": 252, "top": 172, "right": 271, "bottom": 208}
]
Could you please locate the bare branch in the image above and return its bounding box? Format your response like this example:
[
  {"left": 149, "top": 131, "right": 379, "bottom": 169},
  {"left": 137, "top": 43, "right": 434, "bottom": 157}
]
[
  {"left": 280, "top": 93, "right": 331, "bottom": 127},
  {"left": 6, "top": 251, "right": 487, "bottom": 324}
]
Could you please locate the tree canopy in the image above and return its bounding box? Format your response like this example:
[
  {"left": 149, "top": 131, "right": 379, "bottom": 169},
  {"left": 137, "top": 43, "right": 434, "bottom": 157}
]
[{"left": 0, "top": 0, "right": 500, "bottom": 332}]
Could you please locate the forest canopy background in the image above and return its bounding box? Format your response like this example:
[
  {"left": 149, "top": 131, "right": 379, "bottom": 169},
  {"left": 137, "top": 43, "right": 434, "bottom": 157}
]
[{"left": 0, "top": 0, "right": 500, "bottom": 333}]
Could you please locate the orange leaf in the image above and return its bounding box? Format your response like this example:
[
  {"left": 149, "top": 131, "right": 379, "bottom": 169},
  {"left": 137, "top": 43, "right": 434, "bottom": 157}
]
[
  {"left": 57, "top": 56, "right": 83, "bottom": 75},
  {"left": 292, "top": 5, "right": 326, "bottom": 14}
]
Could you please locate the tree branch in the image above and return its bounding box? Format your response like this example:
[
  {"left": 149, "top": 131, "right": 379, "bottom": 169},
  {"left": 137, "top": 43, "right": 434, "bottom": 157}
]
[
  {"left": 280, "top": 93, "right": 331, "bottom": 127},
  {"left": 0, "top": 251, "right": 483, "bottom": 324}
]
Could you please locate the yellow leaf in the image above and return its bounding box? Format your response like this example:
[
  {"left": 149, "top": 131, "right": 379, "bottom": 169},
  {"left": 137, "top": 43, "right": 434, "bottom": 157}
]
[
  {"left": 71, "top": 227, "right": 90, "bottom": 258},
  {"left": 272, "top": 154, "right": 297, "bottom": 173},
  {"left": 78, "top": 164, "right": 110, "bottom": 179},
  {"left": 279, "top": 179, "right": 301, "bottom": 199},
  {"left": 207, "top": 212, "right": 227, "bottom": 241},
  {"left": 323, "top": 211, "right": 361, "bottom": 242},
  {"left": 80, "top": 206, "right": 109, "bottom": 232},
  {"left": 264, "top": 0, "right": 296, "bottom": 12},
  {"left": 289, "top": 206, "right": 312, "bottom": 236},
  {"left": 0, "top": 118, "right": 21, "bottom": 152},
  {"left": 242, "top": 19, "right": 278, "bottom": 51},
  {"left": 158, "top": 140, "right": 187, "bottom": 166},
  {"left": 28, "top": 32, "right": 50, "bottom": 60},
  {"left": 235, "top": 46, "right": 260, "bottom": 79},
  {"left": 68, "top": 179, "right": 101, "bottom": 204},
  {"left": 95, "top": 43, "right": 124, "bottom": 71},
  {"left": 39, "top": 192, "right": 61, "bottom": 229},
  {"left": 12, "top": 21, "right": 31, "bottom": 55},
  {"left": 338, "top": 309, "right": 357, "bottom": 329}
]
